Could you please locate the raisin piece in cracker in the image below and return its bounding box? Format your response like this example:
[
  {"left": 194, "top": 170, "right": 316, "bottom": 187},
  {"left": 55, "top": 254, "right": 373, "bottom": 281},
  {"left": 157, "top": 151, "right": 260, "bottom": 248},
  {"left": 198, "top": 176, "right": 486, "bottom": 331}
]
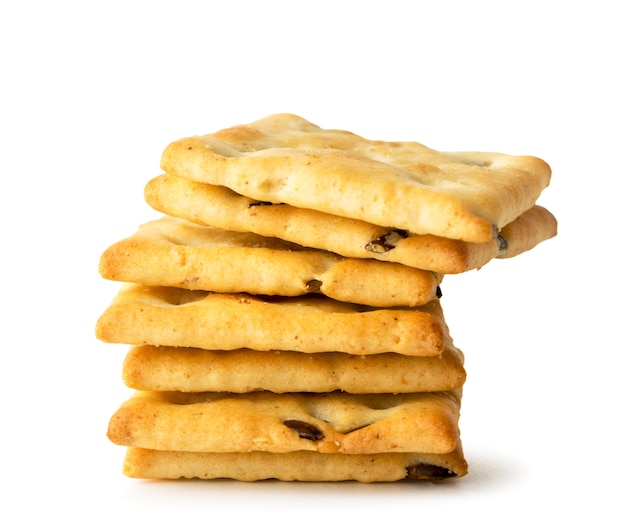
[
  {"left": 406, "top": 463, "right": 457, "bottom": 480},
  {"left": 365, "top": 230, "right": 409, "bottom": 254},
  {"left": 305, "top": 279, "right": 322, "bottom": 293},
  {"left": 283, "top": 420, "right": 324, "bottom": 441},
  {"left": 497, "top": 234, "right": 508, "bottom": 252}
]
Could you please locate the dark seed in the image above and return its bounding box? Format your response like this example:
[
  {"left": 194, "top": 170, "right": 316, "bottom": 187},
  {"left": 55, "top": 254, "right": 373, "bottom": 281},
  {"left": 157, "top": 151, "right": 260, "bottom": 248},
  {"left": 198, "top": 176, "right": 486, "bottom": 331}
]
[
  {"left": 406, "top": 463, "right": 456, "bottom": 480},
  {"left": 364, "top": 230, "right": 409, "bottom": 253},
  {"left": 497, "top": 234, "right": 508, "bottom": 252},
  {"left": 305, "top": 279, "right": 322, "bottom": 293},
  {"left": 436, "top": 286, "right": 443, "bottom": 298},
  {"left": 283, "top": 420, "right": 324, "bottom": 441}
]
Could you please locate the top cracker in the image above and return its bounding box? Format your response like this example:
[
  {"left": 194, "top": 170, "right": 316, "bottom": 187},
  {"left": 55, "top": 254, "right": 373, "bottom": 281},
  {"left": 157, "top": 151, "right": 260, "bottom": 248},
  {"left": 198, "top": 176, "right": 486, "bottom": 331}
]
[{"left": 161, "top": 114, "right": 551, "bottom": 242}]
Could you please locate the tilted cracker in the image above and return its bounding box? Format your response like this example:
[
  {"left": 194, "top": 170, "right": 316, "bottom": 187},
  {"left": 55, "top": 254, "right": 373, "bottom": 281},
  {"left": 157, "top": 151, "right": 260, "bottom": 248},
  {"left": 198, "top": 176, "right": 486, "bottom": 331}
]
[
  {"left": 96, "top": 284, "right": 447, "bottom": 356},
  {"left": 107, "top": 389, "right": 462, "bottom": 455},
  {"left": 99, "top": 216, "right": 442, "bottom": 307},
  {"left": 145, "top": 174, "right": 557, "bottom": 273},
  {"left": 160, "top": 113, "right": 551, "bottom": 242},
  {"left": 122, "top": 343, "right": 466, "bottom": 394},
  {"left": 122, "top": 447, "right": 468, "bottom": 481}
]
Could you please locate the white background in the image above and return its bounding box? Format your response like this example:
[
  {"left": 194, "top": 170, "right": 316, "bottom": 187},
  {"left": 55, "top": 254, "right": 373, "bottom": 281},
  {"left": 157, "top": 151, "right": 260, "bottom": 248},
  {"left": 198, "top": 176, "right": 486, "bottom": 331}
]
[{"left": 2, "top": 1, "right": 624, "bottom": 519}]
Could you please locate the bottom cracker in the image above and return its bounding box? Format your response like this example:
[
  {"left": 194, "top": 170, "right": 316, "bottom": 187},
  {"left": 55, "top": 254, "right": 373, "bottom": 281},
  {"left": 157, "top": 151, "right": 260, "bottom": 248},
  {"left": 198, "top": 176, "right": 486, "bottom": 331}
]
[{"left": 123, "top": 447, "right": 468, "bottom": 482}]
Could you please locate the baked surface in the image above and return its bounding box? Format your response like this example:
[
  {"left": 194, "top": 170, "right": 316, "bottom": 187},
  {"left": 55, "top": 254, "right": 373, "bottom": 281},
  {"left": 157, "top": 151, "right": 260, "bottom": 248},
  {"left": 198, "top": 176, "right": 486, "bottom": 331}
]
[
  {"left": 145, "top": 174, "right": 557, "bottom": 273},
  {"left": 99, "top": 216, "right": 442, "bottom": 307},
  {"left": 160, "top": 113, "right": 551, "bottom": 242},
  {"left": 122, "top": 447, "right": 468, "bottom": 482},
  {"left": 96, "top": 284, "right": 448, "bottom": 356},
  {"left": 108, "top": 389, "right": 462, "bottom": 455},
  {"left": 122, "top": 344, "right": 466, "bottom": 394}
]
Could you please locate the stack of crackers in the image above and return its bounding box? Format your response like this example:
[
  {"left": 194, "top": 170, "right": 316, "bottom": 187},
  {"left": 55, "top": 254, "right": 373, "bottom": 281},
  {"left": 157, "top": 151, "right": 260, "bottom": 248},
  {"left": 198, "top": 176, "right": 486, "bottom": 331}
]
[{"left": 96, "top": 114, "right": 557, "bottom": 482}]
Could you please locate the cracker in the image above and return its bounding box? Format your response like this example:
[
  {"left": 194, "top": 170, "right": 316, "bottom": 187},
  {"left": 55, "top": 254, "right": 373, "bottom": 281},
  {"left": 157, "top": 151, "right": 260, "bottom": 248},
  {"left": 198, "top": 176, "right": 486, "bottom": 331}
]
[
  {"left": 95, "top": 284, "right": 447, "bottom": 356},
  {"left": 99, "top": 216, "right": 442, "bottom": 307},
  {"left": 160, "top": 113, "right": 551, "bottom": 242},
  {"left": 107, "top": 389, "right": 462, "bottom": 455},
  {"left": 122, "top": 343, "right": 466, "bottom": 394},
  {"left": 122, "top": 447, "right": 468, "bottom": 481},
  {"left": 145, "top": 174, "right": 557, "bottom": 273}
]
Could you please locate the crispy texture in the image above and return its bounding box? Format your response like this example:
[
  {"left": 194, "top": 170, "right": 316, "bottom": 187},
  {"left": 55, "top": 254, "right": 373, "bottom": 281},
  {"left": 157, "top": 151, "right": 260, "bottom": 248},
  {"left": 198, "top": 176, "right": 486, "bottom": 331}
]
[
  {"left": 122, "top": 447, "right": 468, "bottom": 481},
  {"left": 108, "top": 390, "right": 462, "bottom": 455},
  {"left": 160, "top": 114, "right": 551, "bottom": 242},
  {"left": 96, "top": 284, "right": 447, "bottom": 356},
  {"left": 145, "top": 174, "right": 557, "bottom": 273},
  {"left": 122, "top": 343, "right": 466, "bottom": 394},
  {"left": 99, "top": 216, "right": 442, "bottom": 307}
]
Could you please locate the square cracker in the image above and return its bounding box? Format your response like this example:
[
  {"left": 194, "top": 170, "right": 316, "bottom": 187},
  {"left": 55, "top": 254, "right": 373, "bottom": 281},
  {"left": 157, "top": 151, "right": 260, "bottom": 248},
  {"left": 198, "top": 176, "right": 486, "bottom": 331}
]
[
  {"left": 95, "top": 284, "right": 447, "bottom": 356},
  {"left": 122, "top": 447, "right": 468, "bottom": 481},
  {"left": 99, "top": 216, "right": 442, "bottom": 307},
  {"left": 122, "top": 343, "right": 466, "bottom": 394},
  {"left": 145, "top": 174, "right": 557, "bottom": 273},
  {"left": 160, "top": 113, "right": 552, "bottom": 242},
  {"left": 107, "top": 389, "right": 462, "bottom": 455}
]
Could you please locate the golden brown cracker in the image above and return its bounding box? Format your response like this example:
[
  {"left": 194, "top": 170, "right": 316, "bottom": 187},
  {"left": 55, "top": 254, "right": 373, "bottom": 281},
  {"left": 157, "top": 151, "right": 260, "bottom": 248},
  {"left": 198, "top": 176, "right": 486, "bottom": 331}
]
[
  {"left": 99, "top": 216, "right": 442, "bottom": 307},
  {"left": 145, "top": 174, "right": 557, "bottom": 273},
  {"left": 160, "top": 113, "right": 551, "bottom": 242},
  {"left": 122, "top": 344, "right": 466, "bottom": 394},
  {"left": 122, "top": 447, "right": 468, "bottom": 481},
  {"left": 96, "top": 284, "right": 447, "bottom": 356},
  {"left": 108, "top": 389, "right": 462, "bottom": 455}
]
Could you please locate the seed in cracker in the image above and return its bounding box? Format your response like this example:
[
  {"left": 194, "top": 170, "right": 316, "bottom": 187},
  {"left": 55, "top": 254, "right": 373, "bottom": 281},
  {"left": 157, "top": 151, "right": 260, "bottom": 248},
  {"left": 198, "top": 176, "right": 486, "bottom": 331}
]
[
  {"left": 407, "top": 462, "right": 458, "bottom": 480},
  {"left": 283, "top": 420, "right": 325, "bottom": 441},
  {"left": 365, "top": 229, "right": 409, "bottom": 253}
]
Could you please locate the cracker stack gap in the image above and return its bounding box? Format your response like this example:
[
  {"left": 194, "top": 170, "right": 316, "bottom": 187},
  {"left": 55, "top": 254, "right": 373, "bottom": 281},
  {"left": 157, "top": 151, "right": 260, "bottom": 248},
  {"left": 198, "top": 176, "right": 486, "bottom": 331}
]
[{"left": 96, "top": 114, "right": 557, "bottom": 482}]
